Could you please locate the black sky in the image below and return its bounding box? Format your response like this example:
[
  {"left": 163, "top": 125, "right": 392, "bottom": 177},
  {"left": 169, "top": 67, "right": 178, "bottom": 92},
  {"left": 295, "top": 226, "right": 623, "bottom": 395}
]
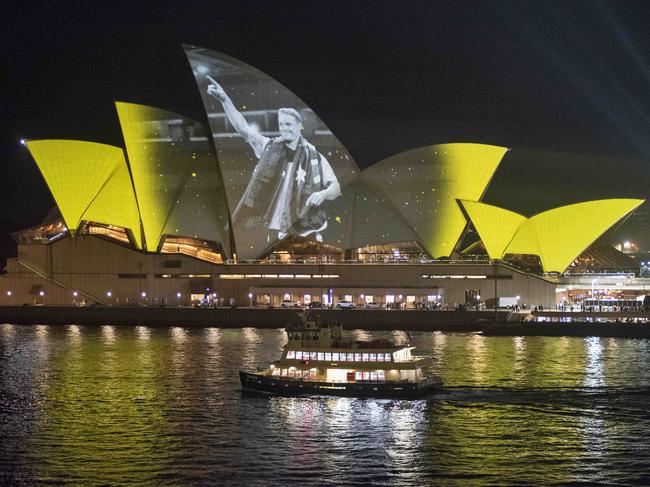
[{"left": 3, "top": 0, "right": 650, "bottom": 262}]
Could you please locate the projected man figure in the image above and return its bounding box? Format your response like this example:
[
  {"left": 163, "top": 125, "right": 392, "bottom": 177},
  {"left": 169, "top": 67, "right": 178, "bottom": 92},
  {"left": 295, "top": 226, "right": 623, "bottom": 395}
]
[{"left": 207, "top": 76, "right": 341, "bottom": 243}]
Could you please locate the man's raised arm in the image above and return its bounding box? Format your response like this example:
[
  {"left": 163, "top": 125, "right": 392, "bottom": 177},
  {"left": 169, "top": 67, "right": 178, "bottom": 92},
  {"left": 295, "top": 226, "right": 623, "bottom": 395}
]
[{"left": 206, "top": 76, "right": 267, "bottom": 156}]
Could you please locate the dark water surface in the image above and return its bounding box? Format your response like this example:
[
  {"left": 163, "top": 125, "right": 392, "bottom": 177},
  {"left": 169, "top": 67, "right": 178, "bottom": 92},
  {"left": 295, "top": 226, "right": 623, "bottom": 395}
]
[{"left": 2, "top": 324, "right": 650, "bottom": 486}]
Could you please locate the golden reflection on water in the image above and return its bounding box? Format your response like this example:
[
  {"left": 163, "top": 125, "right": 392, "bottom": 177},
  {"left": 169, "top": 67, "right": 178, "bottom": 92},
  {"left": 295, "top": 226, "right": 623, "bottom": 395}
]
[
  {"left": 66, "top": 325, "right": 81, "bottom": 345},
  {"left": 35, "top": 324, "right": 48, "bottom": 340},
  {"left": 0, "top": 323, "right": 15, "bottom": 343},
  {"left": 101, "top": 325, "right": 116, "bottom": 345},
  {"left": 583, "top": 337, "right": 604, "bottom": 388},
  {"left": 466, "top": 333, "right": 488, "bottom": 383},
  {"left": 33, "top": 324, "right": 168, "bottom": 484},
  {"left": 5, "top": 327, "right": 650, "bottom": 485},
  {"left": 135, "top": 325, "right": 150, "bottom": 341}
]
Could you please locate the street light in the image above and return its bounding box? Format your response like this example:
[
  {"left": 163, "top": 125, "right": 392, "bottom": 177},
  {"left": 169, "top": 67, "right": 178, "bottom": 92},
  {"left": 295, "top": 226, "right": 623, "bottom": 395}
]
[{"left": 248, "top": 292, "right": 253, "bottom": 307}]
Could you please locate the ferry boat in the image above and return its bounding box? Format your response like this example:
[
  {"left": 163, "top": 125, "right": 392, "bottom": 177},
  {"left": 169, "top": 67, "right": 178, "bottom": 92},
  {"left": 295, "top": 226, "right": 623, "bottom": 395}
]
[{"left": 239, "top": 314, "right": 442, "bottom": 398}]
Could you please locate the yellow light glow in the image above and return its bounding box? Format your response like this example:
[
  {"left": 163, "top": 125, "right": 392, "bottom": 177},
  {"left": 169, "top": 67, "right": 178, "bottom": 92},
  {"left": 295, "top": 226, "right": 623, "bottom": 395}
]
[
  {"left": 362, "top": 143, "right": 507, "bottom": 257},
  {"left": 505, "top": 199, "right": 644, "bottom": 273},
  {"left": 26, "top": 140, "right": 141, "bottom": 247},
  {"left": 116, "top": 102, "right": 230, "bottom": 254},
  {"left": 459, "top": 200, "right": 526, "bottom": 260}
]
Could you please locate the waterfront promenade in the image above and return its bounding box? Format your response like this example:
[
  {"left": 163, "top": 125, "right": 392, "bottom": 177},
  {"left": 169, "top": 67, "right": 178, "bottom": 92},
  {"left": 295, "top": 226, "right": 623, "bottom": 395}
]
[{"left": 3, "top": 306, "right": 650, "bottom": 337}]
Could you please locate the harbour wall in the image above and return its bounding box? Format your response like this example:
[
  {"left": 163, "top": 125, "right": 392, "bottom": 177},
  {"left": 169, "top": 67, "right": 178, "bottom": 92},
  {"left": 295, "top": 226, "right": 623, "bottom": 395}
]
[{"left": 0, "top": 306, "right": 504, "bottom": 331}]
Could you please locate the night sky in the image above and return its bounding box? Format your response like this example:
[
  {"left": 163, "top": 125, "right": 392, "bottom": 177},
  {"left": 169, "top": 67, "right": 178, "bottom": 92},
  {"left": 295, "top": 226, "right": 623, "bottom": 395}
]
[{"left": 3, "top": 0, "right": 650, "bottom": 263}]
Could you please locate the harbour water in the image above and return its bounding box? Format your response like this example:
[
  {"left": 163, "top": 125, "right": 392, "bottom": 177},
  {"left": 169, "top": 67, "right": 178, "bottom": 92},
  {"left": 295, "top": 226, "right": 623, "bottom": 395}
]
[{"left": 2, "top": 324, "right": 650, "bottom": 485}]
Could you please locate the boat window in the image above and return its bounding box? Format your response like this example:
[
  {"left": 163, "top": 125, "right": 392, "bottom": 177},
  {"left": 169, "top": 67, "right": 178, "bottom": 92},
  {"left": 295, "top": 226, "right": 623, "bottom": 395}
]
[
  {"left": 355, "top": 353, "right": 362, "bottom": 362},
  {"left": 347, "top": 353, "right": 354, "bottom": 362},
  {"left": 272, "top": 368, "right": 281, "bottom": 376},
  {"left": 309, "top": 369, "right": 317, "bottom": 378},
  {"left": 317, "top": 352, "right": 324, "bottom": 361},
  {"left": 377, "top": 370, "right": 385, "bottom": 380},
  {"left": 370, "top": 353, "right": 377, "bottom": 362},
  {"left": 286, "top": 350, "right": 295, "bottom": 359},
  {"left": 296, "top": 351, "right": 303, "bottom": 360},
  {"left": 325, "top": 353, "right": 332, "bottom": 361},
  {"left": 302, "top": 370, "right": 310, "bottom": 378},
  {"left": 288, "top": 369, "right": 296, "bottom": 377},
  {"left": 281, "top": 369, "right": 288, "bottom": 377},
  {"left": 332, "top": 353, "right": 340, "bottom": 361},
  {"left": 362, "top": 354, "right": 369, "bottom": 362},
  {"left": 310, "top": 352, "right": 318, "bottom": 360},
  {"left": 377, "top": 353, "right": 384, "bottom": 362},
  {"left": 370, "top": 371, "right": 378, "bottom": 381},
  {"left": 384, "top": 353, "right": 392, "bottom": 362},
  {"left": 355, "top": 372, "right": 362, "bottom": 381},
  {"left": 362, "top": 371, "right": 370, "bottom": 380}
]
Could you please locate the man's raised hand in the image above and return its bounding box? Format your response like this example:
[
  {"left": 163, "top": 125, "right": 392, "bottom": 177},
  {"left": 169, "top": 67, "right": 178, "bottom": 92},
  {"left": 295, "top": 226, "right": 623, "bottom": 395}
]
[{"left": 206, "top": 76, "right": 227, "bottom": 101}]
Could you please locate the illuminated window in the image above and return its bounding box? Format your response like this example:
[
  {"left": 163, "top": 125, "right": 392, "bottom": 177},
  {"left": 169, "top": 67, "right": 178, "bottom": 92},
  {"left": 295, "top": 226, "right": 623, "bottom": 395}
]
[
  {"left": 325, "top": 353, "right": 332, "bottom": 361},
  {"left": 332, "top": 353, "right": 339, "bottom": 361},
  {"left": 369, "top": 353, "right": 377, "bottom": 362},
  {"left": 279, "top": 274, "right": 294, "bottom": 279},
  {"left": 377, "top": 353, "right": 384, "bottom": 362},
  {"left": 281, "top": 369, "right": 288, "bottom": 377},
  {"left": 370, "top": 371, "right": 378, "bottom": 381},
  {"left": 295, "top": 275, "right": 311, "bottom": 279},
  {"left": 355, "top": 353, "right": 362, "bottom": 362},
  {"left": 344, "top": 295, "right": 352, "bottom": 302},
  {"left": 384, "top": 353, "right": 391, "bottom": 362},
  {"left": 377, "top": 370, "right": 385, "bottom": 380},
  {"left": 286, "top": 350, "right": 295, "bottom": 359},
  {"left": 362, "top": 354, "right": 369, "bottom": 362},
  {"left": 309, "top": 369, "right": 316, "bottom": 378},
  {"left": 346, "top": 353, "right": 354, "bottom": 362},
  {"left": 310, "top": 352, "right": 317, "bottom": 360},
  {"left": 272, "top": 368, "right": 281, "bottom": 376},
  {"left": 355, "top": 372, "right": 362, "bottom": 381},
  {"left": 362, "top": 371, "right": 370, "bottom": 380},
  {"left": 317, "top": 352, "right": 324, "bottom": 361},
  {"left": 296, "top": 351, "right": 303, "bottom": 360}
]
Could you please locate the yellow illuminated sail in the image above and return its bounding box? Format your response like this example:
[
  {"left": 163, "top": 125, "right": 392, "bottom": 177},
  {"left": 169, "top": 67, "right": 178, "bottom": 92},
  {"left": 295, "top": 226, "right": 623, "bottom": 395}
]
[
  {"left": 362, "top": 143, "right": 508, "bottom": 258},
  {"left": 81, "top": 163, "right": 143, "bottom": 249},
  {"left": 505, "top": 199, "right": 644, "bottom": 273},
  {"left": 458, "top": 200, "right": 526, "bottom": 260},
  {"left": 25, "top": 140, "right": 140, "bottom": 242},
  {"left": 116, "top": 101, "right": 231, "bottom": 253}
]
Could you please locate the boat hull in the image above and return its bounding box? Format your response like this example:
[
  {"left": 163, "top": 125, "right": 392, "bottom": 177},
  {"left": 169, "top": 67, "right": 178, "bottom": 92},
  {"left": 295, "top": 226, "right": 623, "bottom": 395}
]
[{"left": 239, "top": 371, "right": 442, "bottom": 398}]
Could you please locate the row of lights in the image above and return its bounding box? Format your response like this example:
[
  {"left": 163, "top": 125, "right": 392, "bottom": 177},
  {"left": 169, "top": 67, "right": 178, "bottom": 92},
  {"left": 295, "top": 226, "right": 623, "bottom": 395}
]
[{"left": 6, "top": 290, "right": 186, "bottom": 299}]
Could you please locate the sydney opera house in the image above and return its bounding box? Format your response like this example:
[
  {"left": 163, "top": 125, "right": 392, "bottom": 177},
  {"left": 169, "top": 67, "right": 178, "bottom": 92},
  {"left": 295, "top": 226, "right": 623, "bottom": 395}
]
[{"left": 1, "top": 46, "right": 645, "bottom": 308}]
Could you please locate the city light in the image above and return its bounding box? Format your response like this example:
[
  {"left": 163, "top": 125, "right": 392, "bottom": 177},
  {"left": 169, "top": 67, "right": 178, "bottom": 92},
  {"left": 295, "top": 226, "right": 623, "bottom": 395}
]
[
  {"left": 141, "top": 292, "right": 147, "bottom": 297},
  {"left": 107, "top": 291, "right": 112, "bottom": 297},
  {"left": 39, "top": 291, "right": 45, "bottom": 296},
  {"left": 6, "top": 291, "right": 11, "bottom": 296}
]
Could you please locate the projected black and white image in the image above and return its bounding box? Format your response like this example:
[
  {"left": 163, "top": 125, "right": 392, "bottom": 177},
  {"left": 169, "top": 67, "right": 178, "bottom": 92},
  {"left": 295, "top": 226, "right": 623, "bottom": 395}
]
[
  {"left": 206, "top": 76, "right": 340, "bottom": 243},
  {"left": 185, "top": 46, "right": 358, "bottom": 259}
]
